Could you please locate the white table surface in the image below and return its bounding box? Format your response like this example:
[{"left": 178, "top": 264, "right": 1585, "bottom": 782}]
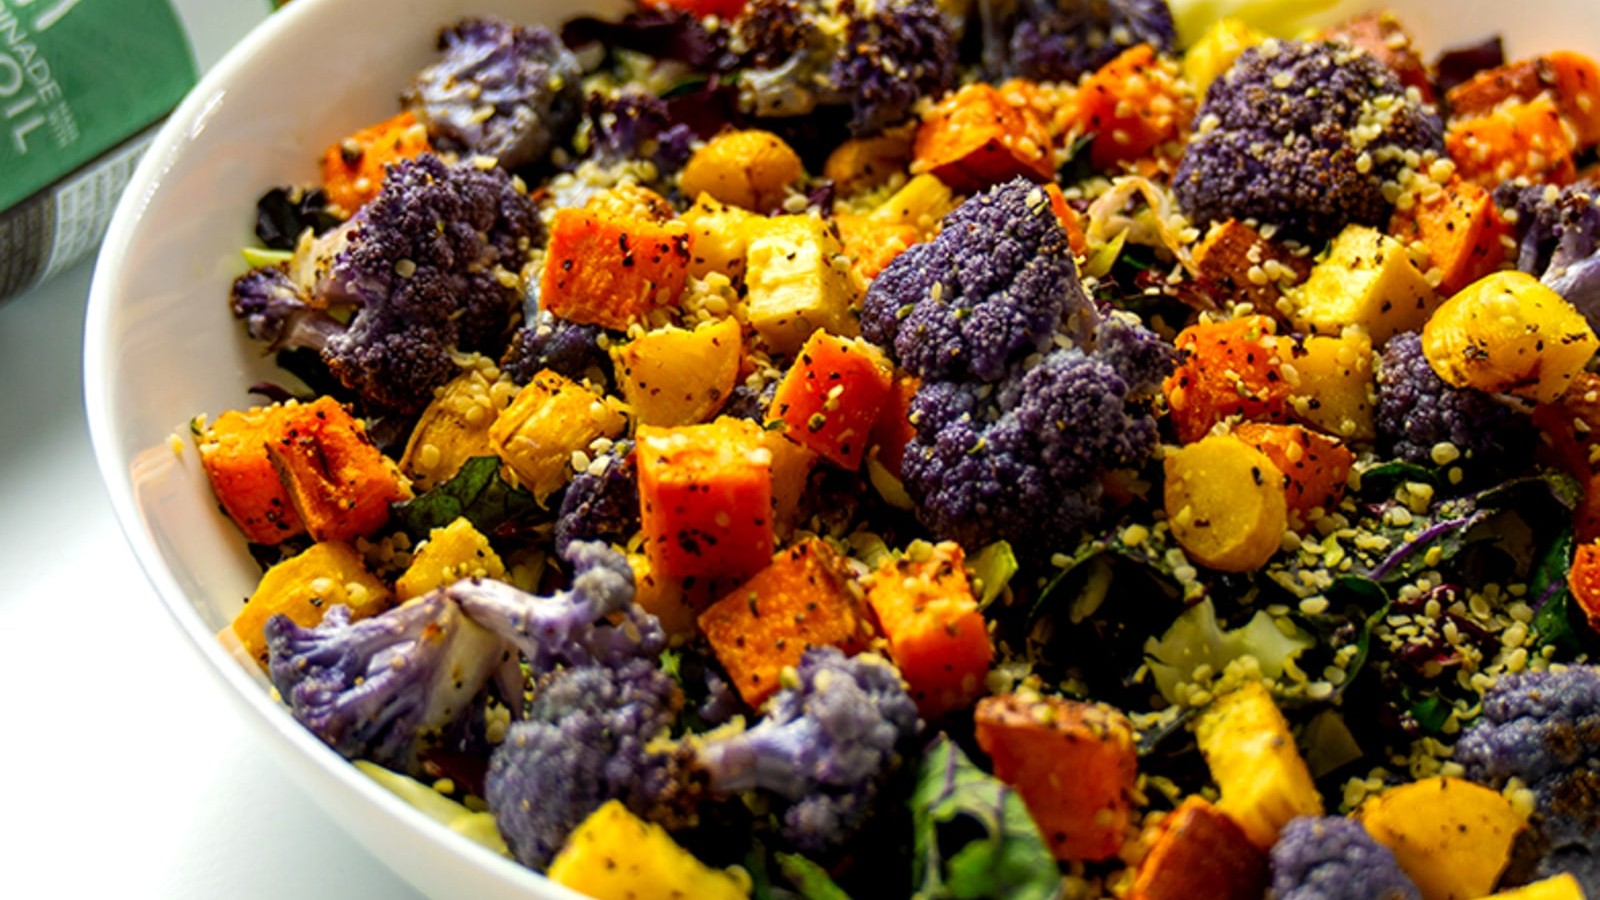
[{"left": 0, "top": 262, "right": 426, "bottom": 899}]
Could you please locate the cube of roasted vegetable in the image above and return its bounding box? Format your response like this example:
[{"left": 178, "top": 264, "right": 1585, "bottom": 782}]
[
  {"left": 1482, "top": 874, "right": 1586, "bottom": 900},
  {"left": 698, "top": 537, "right": 874, "bottom": 707},
  {"left": 399, "top": 364, "right": 506, "bottom": 490},
  {"left": 744, "top": 214, "right": 864, "bottom": 355},
  {"left": 488, "top": 369, "right": 628, "bottom": 501},
  {"left": 628, "top": 552, "right": 699, "bottom": 640},
  {"left": 1287, "top": 225, "right": 1439, "bottom": 343},
  {"left": 1194, "top": 682, "right": 1323, "bottom": 848},
  {"left": 612, "top": 316, "right": 743, "bottom": 427},
  {"left": 867, "top": 172, "right": 959, "bottom": 237},
  {"left": 1164, "top": 434, "right": 1288, "bottom": 573},
  {"left": 229, "top": 541, "right": 391, "bottom": 666},
  {"left": 1127, "top": 796, "right": 1269, "bottom": 900},
  {"left": 1422, "top": 270, "right": 1599, "bottom": 403},
  {"left": 835, "top": 214, "right": 921, "bottom": 281},
  {"left": 1320, "top": 11, "right": 1433, "bottom": 102},
  {"left": 1073, "top": 44, "right": 1194, "bottom": 173},
  {"left": 762, "top": 429, "right": 816, "bottom": 539},
  {"left": 1357, "top": 776, "right": 1526, "bottom": 900},
  {"left": 1286, "top": 330, "right": 1377, "bottom": 442},
  {"left": 680, "top": 193, "right": 762, "bottom": 281},
  {"left": 824, "top": 130, "right": 914, "bottom": 195},
  {"left": 264, "top": 397, "right": 411, "bottom": 544},
  {"left": 197, "top": 406, "right": 307, "bottom": 545},
  {"left": 1163, "top": 315, "right": 1292, "bottom": 443},
  {"left": 866, "top": 542, "right": 993, "bottom": 717},
  {"left": 1447, "top": 51, "right": 1600, "bottom": 147},
  {"left": 320, "top": 111, "right": 431, "bottom": 212},
  {"left": 1388, "top": 176, "right": 1511, "bottom": 297},
  {"left": 395, "top": 517, "right": 507, "bottom": 600},
  {"left": 975, "top": 692, "right": 1139, "bottom": 862},
  {"left": 912, "top": 83, "right": 1054, "bottom": 192},
  {"left": 1192, "top": 220, "right": 1311, "bottom": 314},
  {"left": 678, "top": 129, "right": 804, "bottom": 212},
  {"left": 540, "top": 207, "right": 692, "bottom": 330},
  {"left": 1231, "top": 423, "right": 1354, "bottom": 523},
  {"left": 768, "top": 330, "right": 894, "bottom": 470},
  {"left": 547, "top": 801, "right": 752, "bottom": 900},
  {"left": 1447, "top": 94, "right": 1579, "bottom": 189},
  {"left": 637, "top": 417, "right": 774, "bottom": 584}
]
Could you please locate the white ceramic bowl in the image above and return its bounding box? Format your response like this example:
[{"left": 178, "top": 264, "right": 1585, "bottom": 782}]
[{"left": 85, "top": 0, "right": 1600, "bottom": 896}]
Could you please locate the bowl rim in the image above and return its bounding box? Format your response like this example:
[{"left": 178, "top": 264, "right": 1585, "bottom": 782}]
[{"left": 82, "top": 0, "right": 577, "bottom": 895}]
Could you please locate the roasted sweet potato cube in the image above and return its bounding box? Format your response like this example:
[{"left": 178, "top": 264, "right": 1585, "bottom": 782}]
[
  {"left": 1447, "top": 94, "right": 1578, "bottom": 189},
  {"left": 1163, "top": 315, "right": 1292, "bottom": 443},
  {"left": 866, "top": 542, "right": 993, "bottom": 718},
  {"left": 541, "top": 208, "right": 692, "bottom": 330},
  {"left": 229, "top": 541, "right": 392, "bottom": 667},
  {"left": 1192, "top": 220, "right": 1312, "bottom": 315},
  {"left": 1388, "top": 176, "right": 1511, "bottom": 297},
  {"left": 1320, "top": 12, "right": 1433, "bottom": 102},
  {"left": 265, "top": 397, "right": 410, "bottom": 544},
  {"left": 698, "top": 538, "right": 874, "bottom": 706},
  {"left": 1074, "top": 44, "right": 1194, "bottom": 173},
  {"left": 1127, "top": 797, "right": 1269, "bottom": 900},
  {"left": 868, "top": 372, "right": 920, "bottom": 479},
  {"left": 767, "top": 330, "right": 894, "bottom": 470},
  {"left": 835, "top": 214, "right": 921, "bottom": 280},
  {"left": 637, "top": 417, "right": 775, "bottom": 584},
  {"left": 198, "top": 406, "right": 307, "bottom": 545},
  {"left": 1448, "top": 51, "right": 1600, "bottom": 147},
  {"left": 488, "top": 369, "right": 628, "bottom": 501},
  {"left": 1231, "top": 423, "right": 1355, "bottom": 522},
  {"left": 975, "top": 693, "right": 1139, "bottom": 861},
  {"left": 320, "top": 111, "right": 431, "bottom": 212},
  {"left": 912, "top": 83, "right": 1054, "bottom": 192}
]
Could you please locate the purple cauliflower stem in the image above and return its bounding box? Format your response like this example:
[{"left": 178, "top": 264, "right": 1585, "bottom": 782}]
[
  {"left": 1456, "top": 666, "right": 1600, "bottom": 893},
  {"left": 1174, "top": 39, "right": 1445, "bottom": 242},
  {"left": 861, "top": 177, "right": 1094, "bottom": 383},
  {"left": 402, "top": 17, "right": 583, "bottom": 170},
  {"left": 263, "top": 594, "right": 510, "bottom": 775},
  {"left": 231, "top": 153, "right": 539, "bottom": 413},
  {"left": 1497, "top": 180, "right": 1600, "bottom": 331},
  {"left": 693, "top": 648, "right": 922, "bottom": 854},
  {"left": 984, "top": 0, "right": 1177, "bottom": 84},
  {"left": 486, "top": 657, "right": 694, "bottom": 869},
  {"left": 447, "top": 540, "right": 663, "bottom": 674},
  {"left": 1374, "top": 331, "right": 1526, "bottom": 467},
  {"left": 1270, "top": 816, "right": 1422, "bottom": 900}
]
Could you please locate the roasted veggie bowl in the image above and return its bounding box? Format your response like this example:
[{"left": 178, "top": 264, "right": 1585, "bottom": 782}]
[{"left": 118, "top": 0, "right": 1600, "bottom": 896}]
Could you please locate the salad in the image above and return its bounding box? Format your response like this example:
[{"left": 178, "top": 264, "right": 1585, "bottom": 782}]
[{"left": 201, "top": 0, "right": 1600, "bottom": 897}]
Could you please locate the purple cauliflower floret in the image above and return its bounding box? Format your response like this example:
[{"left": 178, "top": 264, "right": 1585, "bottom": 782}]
[
  {"left": 263, "top": 594, "right": 509, "bottom": 775},
  {"left": 447, "top": 540, "right": 663, "bottom": 673},
  {"left": 499, "top": 310, "right": 612, "bottom": 387},
  {"left": 402, "top": 17, "right": 582, "bottom": 169},
  {"left": 902, "top": 342, "right": 1165, "bottom": 550},
  {"left": 555, "top": 444, "right": 639, "bottom": 556},
  {"left": 987, "top": 0, "right": 1176, "bottom": 83},
  {"left": 1456, "top": 667, "right": 1600, "bottom": 893},
  {"left": 1374, "top": 332, "right": 1525, "bottom": 467},
  {"left": 582, "top": 90, "right": 697, "bottom": 174},
  {"left": 861, "top": 178, "right": 1093, "bottom": 383},
  {"left": 486, "top": 657, "right": 693, "bottom": 869},
  {"left": 1174, "top": 39, "right": 1445, "bottom": 242},
  {"left": 1497, "top": 180, "right": 1600, "bottom": 331},
  {"left": 236, "top": 154, "right": 539, "bottom": 413},
  {"left": 1270, "top": 816, "right": 1422, "bottom": 900},
  {"left": 229, "top": 266, "right": 340, "bottom": 351},
  {"left": 694, "top": 647, "right": 921, "bottom": 854},
  {"left": 734, "top": 0, "right": 958, "bottom": 135}
]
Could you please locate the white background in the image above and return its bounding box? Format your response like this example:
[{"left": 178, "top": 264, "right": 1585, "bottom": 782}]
[{"left": 0, "top": 262, "right": 426, "bottom": 899}]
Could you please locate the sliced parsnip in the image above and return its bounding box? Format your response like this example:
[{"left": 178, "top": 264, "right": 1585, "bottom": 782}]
[{"left": 1163, "top": 434, "right": 1288, "bottom": 573}]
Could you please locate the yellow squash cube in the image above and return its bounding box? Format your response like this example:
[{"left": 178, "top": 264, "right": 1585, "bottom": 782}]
[
  {"left": 1357, "top": 776, "right": 1526, "bottom": 900},
  {"left": 488, "top": 369, "right": 628, "bottom": 502},
  {"left": 229, "top": 542, "right": 391, "bottom": 666},
  {"left": 548, "top": 801, "right": 751, "bottom": 900},
  {"left": 395, "top": 517, "right": 507, "bottom": 600},
  {"left": 681, "top": 193, "right": 762, "bottom": 280},
  {"left": 1183, "top": 18, "right": 1267, "bottom": 96},
  {"left": 399, "top": 365, "right": 505, "bottom": 490},
  {"left": 1194, "top": 681, "right": 1323, "bottom": 847},
  {"left": 1288, "top": 329, "right": 1377, "bottom": 442},
  {"left": 612, "top": 316, "right": 743, "bottom": 427},
  {"left": 1482, "top": 874, "right": 1585, "bottom": 899},
  {"left": 1288, "top": 225, "right": 1440, "bottom": 344},
  {"left": 1422, "top": 270, "right": 1599, "bottom": 403},
  {"left": 744, "top": 214, "right": 864, "bottom": 355},
  {"left": 1164, "top": 435, "right": 1289, "bottom": 574}
]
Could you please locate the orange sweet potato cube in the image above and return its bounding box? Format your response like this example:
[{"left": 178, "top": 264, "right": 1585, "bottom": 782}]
[
  {"left": 320, "top": 111, "right": 431, "bottom": 212},
  {"left": 1231, "top": 422, "right": 1355, "bottom": 521},
  {"left": 975, "top": 693, "right": 1140, "bottom": 861},
  {"left": 1447, "top": 94, "right": 1578, "bottom": 189},
  {"left": 1127, "top": 797, "right": 1270, "bottom": 900},
  {"left": 768, "top": 330, "right": 894, "bottom": 470},
  {"left": 1163, "top": 315, "right": 1292, "bottom": 443},
  {"left": 698, "top": 537, "right": 875, "bottom": 706},
  {"left": 198, "top": 406, "right": 307, "bottom": 545},
  {"left": 264, "top": 396, "right": 410, "bottom": 543},
  {"left": 541, "top": 208, "right": 692, "bottom": 330},
  {"left": 1388, "top": 177, "right": 1511, "bottom": 296},
  {"left": 637, "top": 417, "right": 775, "bottom": 584},
  {"left": 912, "top": 83, "right": 1054, "bottom": 192},
  {"left": 1074, "top": 44, "right": 1194, "bottom": 173},
  {"left": 865, "top": 542, "right": 993, "bottom": 718}
]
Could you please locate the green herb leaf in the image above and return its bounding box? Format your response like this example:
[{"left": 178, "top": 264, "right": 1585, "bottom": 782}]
[
  {"left": 910, "top": 734, "right": 1060, "bottom": 900},
  {"left": 390, "top": 456, "right": 539, "bottom": 541},
  {"left": 972, "top": 541, "right": 1019, "bottom": 609},
  {"left": 775, "top": 853, "right": 854, "bottom": 900}
]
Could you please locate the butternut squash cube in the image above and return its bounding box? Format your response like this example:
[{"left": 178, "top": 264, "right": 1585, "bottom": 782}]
[
  {"left": 399, "top": 365, "right": 504, "bottom": 491},
  {"left": 197, "top": 405, "right": 306, "bottom": 545},
  {"left": 1127, "top": 796, "right": 1269, "bottom": 900},
  {"left": 230, "top": 541, "right": 391, "bottom": 667},
  {"left": 1422, "top": 270, "right": 1599, "bottom": 403},
  {"left": 867, "top": 542, "right": 993, "bottom": 718},
  {"left": 1357, "top": 776, "right": 1527, "bottom": 900},
  {"left": 488, "top": 369, "right": 628, "bottom": 501},
  {"left": 548, "top": 801, "right": 752, "bottom": 900},
  {"left": 637, "top": 417, "right": 775, "bottom": 585},
  {"left": 1287, "top": 330, "right": 1377, "bottom": 442},
  {"left": 1287, "top": 225, "right": 1440, "bottom": 344},
  {"left": 1483, "top": 874, "right": 1586, "bottom": 900},
  {"left": 612, "top": 316, "right": 743, "bottom": 427},
  {"left": 264, "top": 397, "right": 411, "bottom": 544},
  {"left": 541, "top": 208, "right": 692, "bottom": 330}
]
